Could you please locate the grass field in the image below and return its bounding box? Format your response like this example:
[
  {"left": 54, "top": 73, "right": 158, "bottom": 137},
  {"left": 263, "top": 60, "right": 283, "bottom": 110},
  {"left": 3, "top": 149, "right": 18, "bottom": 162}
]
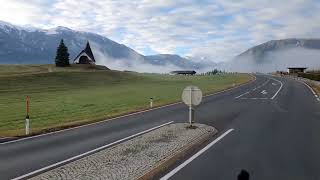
[{"left": 0, "top": 64, "right": 253, "bottom": 137}]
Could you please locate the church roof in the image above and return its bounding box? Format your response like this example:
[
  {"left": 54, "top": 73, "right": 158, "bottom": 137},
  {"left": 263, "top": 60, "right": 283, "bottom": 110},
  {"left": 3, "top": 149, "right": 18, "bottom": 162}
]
[{"left": 74, "top": 41, "right": 96, "bottom": 62}]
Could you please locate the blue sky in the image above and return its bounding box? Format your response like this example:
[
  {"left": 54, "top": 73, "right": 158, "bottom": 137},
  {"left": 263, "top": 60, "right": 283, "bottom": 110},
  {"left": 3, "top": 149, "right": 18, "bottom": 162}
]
[{"left": 0, "top": 0, "right": 319, "bottom": 62}]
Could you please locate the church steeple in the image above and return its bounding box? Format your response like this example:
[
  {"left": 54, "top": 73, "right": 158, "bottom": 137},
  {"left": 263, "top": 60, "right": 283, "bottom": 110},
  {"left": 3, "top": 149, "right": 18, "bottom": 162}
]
[
  {"left": 73, "top": 41, "right": 96, "bottom": 64},
  {"left": 84, "top": 41, "right": 95, "bottom": 62}
]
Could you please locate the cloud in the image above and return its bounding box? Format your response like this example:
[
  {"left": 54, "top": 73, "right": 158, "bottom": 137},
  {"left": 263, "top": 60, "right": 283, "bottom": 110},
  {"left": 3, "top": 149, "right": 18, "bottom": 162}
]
[
  {"left": 0, "top": 0, "right": 50, "bottom": 26},
  {"left": 0, "top": 0, "right": 320, "bottom": 63},
  {"left": 90, "top": 42, "right": 182, "bottom": 73}
]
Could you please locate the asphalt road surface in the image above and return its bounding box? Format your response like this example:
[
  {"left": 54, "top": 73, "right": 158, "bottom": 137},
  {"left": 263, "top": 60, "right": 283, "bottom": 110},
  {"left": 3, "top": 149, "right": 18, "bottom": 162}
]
[{"left": 1, "top": 74, "right": 319, "bottom": 179}]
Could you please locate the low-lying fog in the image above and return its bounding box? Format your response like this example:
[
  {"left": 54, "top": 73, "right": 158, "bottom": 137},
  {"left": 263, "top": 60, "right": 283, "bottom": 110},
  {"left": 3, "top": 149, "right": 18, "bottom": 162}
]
[{"left": 92, "top": 44, "right": 320, "bottom": 73}]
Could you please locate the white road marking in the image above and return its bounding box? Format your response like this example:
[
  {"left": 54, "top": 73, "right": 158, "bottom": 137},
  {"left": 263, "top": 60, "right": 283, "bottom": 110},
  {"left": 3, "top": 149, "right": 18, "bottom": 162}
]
[
  {"left": 261, "top": 90, "right": 268, "bottom": 95},
  {"left": 1, "top": 101, "right": 180, "bottom": 145},
  {"left": 235, "top": 78, "right": 270, "bottom": 99},
  {"left": 235, "top": 91, "right": 250, "bottom": 99},
  {"left": 297, "top": 80, "right": 319, "bottom": 102},
  {"left": 243, "top": 97, "right": 268, "bottom": 100},
  {"left": 1, "top": 75, "right": 256, "bottom": 145},
  {"left": 270, "top": 77, "right": 283, "bottom": 100},
  {"left": 301, "top": 81, "right": 317, "bottom": 95},
  {"left": 12, "top": 121, "right": 174, "bottom": 180},
  {"left": 276, "top": 75, "right": 319, "bottom": 102},
  {"left": 160, "top": 129, "right": 234, "bottom": 180},
  {"left": 238, "top": 76, "right": 282, "bottom": 100}
]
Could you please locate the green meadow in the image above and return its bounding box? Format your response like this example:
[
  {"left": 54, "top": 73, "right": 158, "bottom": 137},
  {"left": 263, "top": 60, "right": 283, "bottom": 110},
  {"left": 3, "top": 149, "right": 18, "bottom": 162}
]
[{"left": 0, "top": 64, "right": 252, "bottom": 136}]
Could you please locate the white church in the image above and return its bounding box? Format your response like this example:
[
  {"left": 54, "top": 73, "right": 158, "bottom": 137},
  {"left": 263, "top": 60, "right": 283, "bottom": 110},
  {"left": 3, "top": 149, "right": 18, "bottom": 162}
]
[{"left": 73, "top": 41, "right": 96, "bottom": 64}]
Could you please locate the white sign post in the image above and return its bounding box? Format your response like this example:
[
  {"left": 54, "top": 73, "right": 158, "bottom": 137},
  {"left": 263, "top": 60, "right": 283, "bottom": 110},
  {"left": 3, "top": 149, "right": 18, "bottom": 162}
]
[{"left": 182, "top": 86, "right": 202, "bottom": 126}]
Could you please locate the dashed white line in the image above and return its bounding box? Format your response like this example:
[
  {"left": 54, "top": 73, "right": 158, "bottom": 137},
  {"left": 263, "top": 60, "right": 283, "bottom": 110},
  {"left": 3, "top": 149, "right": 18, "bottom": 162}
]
[
  {"left": 235, "top": 91, "right": 250, "bottom": 99},
  {"left": 160, "top": 129, "right": 234, "bottom": 180},
  {"left": 12, "top": 121, "right": 174, "bottom": 180},
  {"left": 241, "top": 97, "right": 268, "bottom": 100},
  {"left": 235, "top": 78, "right": 270, "bottom": 99},
  {"left": 236, "top": 77, "right": 279, "bottom": 100}
]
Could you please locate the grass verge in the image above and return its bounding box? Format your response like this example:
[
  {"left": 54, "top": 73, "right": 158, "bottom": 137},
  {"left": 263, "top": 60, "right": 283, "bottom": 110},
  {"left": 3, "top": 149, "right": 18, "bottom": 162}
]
[
  {"left": 0, "top": 65, "right": 253, "bottom": 136},
  {"left": 307, "top": 81, "right": 320, "bottom": 95}
]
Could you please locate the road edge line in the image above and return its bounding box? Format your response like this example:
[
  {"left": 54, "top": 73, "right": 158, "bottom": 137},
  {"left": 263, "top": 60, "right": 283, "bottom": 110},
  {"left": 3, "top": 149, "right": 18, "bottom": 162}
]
[
  {"left": 12, "top": 121, "right": 174, "bottom": 180},
  {"left": 285, "top": 76, "right": 319, "bottom": 101},
  {"left": 160, "top": 129, "right": 234, "bottom": 180},
  {"left": 1, "top": 74, "right": 256, "bottom": 145}
]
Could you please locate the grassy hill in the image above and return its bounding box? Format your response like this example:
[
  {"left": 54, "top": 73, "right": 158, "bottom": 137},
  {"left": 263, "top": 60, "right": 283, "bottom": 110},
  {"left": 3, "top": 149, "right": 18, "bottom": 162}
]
[{"left": 0, "top": 65, "right": 253, "bottom": 136}]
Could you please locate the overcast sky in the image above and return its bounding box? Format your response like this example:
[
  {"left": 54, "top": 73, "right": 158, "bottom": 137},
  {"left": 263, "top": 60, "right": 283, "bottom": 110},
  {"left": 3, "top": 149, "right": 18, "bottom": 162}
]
[{"left": 0, "top": 0, "right": 319, "bottom": 62}]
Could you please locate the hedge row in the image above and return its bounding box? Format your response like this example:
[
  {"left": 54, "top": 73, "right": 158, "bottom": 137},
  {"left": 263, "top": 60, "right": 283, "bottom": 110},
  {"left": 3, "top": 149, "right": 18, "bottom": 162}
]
[{"left": 298, "top": 72, "right": 320, "bottom": 81}]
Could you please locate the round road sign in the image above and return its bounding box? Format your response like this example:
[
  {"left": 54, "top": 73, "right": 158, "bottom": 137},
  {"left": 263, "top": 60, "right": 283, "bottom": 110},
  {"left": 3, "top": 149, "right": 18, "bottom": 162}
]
[{"left": 182, "top": 85, "right": 203, "bottom": 106}]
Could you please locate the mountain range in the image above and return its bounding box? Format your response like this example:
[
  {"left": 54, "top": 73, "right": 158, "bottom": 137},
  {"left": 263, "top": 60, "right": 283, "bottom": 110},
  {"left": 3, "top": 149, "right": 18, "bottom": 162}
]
[
  {"left": 238, "top": 38, "right": 320, "bottom": 63},
  {"left": 1, "top": 20, "right": 320, "bottom": 73},
  {"left": 0, "top": 20, "right": 208, "bottom": 71},
  {"left": 230, "top": 38, "right": 320, "bottom": 72}
]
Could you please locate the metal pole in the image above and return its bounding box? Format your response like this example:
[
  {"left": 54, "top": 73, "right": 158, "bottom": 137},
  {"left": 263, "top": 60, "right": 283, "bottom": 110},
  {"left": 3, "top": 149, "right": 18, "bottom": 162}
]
[
  {"left": 189, "top": 105, "right": 192, "bottom": 125},
  {"left": 189, "top": 88, "right": 193, "bottom": 126}
]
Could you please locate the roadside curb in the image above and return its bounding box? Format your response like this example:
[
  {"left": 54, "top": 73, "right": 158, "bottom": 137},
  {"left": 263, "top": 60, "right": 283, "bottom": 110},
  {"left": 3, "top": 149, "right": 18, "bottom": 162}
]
[
  {"left": 24, "top": 123, "right": 216, "bottom": 180},
  {"left": 12, "top": 122, "right": 174, "bottom": 180},
  {"left": 138, "top": 127, "right": 218, "bottom": 180}
]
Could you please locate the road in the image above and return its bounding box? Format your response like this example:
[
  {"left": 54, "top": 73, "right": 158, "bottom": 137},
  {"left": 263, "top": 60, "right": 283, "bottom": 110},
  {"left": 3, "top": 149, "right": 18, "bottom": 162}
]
[
  {"left": 0, "top": 74, "right": 319, "bottom": 179},
  {"left": 162, "top": 75, "right": 320, "bottom": 180}
]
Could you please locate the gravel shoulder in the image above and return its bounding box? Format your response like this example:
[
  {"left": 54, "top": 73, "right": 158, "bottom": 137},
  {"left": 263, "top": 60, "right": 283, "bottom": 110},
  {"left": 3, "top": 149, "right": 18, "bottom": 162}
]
[{"left": 29, "top": 123, "right": 217, "bottom": 180}]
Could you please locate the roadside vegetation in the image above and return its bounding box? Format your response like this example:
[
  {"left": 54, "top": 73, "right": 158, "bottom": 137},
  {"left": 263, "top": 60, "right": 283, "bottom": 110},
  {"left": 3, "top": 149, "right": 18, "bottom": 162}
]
[
  {"left": 298, "top": 71, "right": 320, "bottom": 95},
  {"left": 298, "top": 70, "right": 320, "bottom": 81},
  {"left": 0, "top": 64, "right": 252, "bottom": 136},
  {"left": 306, "top": 80, "right": 320, "bottom": 95}
]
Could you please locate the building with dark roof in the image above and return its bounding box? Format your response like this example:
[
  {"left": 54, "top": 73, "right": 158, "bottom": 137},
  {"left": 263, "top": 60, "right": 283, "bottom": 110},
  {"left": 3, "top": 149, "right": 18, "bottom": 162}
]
[
  {"left": 170, "top": 70, "right": 196, "bottom": 75},
  {"left": 74, "top": 41, "right": 96, "bottom": 64},
  {"left": 287, "top": 67, "right": 307, "bottom": 74}
]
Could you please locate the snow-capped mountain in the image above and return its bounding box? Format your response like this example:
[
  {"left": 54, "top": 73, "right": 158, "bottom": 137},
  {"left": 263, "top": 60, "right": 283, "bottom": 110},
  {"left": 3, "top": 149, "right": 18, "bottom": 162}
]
[{"left": 0, "top": 20, "right": 210, "bottom": 71}]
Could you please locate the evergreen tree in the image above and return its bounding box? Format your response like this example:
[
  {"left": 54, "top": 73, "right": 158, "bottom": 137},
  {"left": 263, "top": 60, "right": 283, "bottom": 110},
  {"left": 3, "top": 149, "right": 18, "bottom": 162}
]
[{"left": 55, "top": 39, "right": 70, "bottom": 67}]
